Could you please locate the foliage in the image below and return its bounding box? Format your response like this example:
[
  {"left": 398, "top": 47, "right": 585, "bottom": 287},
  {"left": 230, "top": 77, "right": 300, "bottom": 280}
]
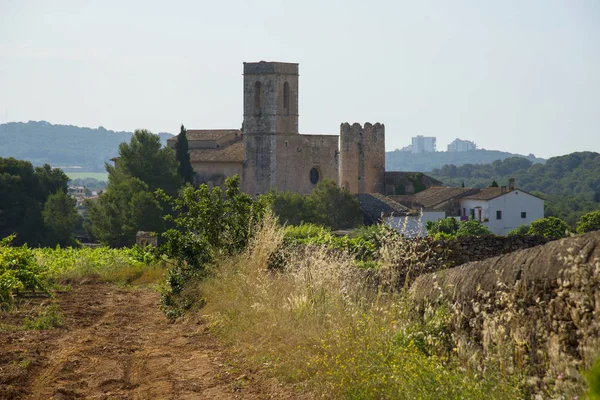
[
  {"left": 114, "top": 129, "right": 181, "bottom": 195},
  {"left": 587, "top": 358, "right": 600, "bottom": 400},
  {"left": 507, "top": 224, "right": 530, "bottom": 236},
  {"left": 23, "top": 304, "right": 64, "bottom": 330},
  {"left": 408, "top": 172, "right": 426, "bottom": 193},
  {"left": 269, "top": 180, "right": 362, "bottom": 230},
  {"left": 576, "top": 211, "right": 600, "bottom": 234},
  {"left": 84, "top": 129, "right": 180, "bottom": 246},
  {"left": 527, "top": 216, "right": 569, "bottom": 239},
  {"left": 157, "top": 175, "right": 267, "bottom": 315},
  {"left": 456, "top": 219, "right": 493, "bottom": 237},
  {"left": 0, "top": 120, "right": 172, "bottom": 172},
  {"left": 0, "top": 157, "right": 77, "bottom": 246},
  {"left": 34, "top": 245, "right": 165, "bottom": 285},
  {"left": 192, "top": 216, "right": 522, "bottom": 399},
  {"left": 426, "top": 217, "right": 460, "bottom": 236},
  {"left": 175, "top": 125, "right": 195, "bottom": 185},
  {"left": 0, "top": 235, "right": 50, "bottom": 309},
  {"left": 85, "top": 174, "right": 164, "bottom": 247},
  {"left": 42, "top": 191, "right": 79, "bottom": 246}
]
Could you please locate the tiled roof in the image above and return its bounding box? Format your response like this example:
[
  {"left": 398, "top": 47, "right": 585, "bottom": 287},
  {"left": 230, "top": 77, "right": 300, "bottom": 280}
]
[
  {"left": 167, "top": 129, "right": 242, "bottom": 142},
  {"left": 389, "top": 187, "right": 480, "bottom": 209},
  {"left": 189, "top": 140, "right": 244, "bottom": 163},
  {"left": 356, "top": 193, "right": 413, "bottom": 223},
  {"left": 462, "top": 187, "right": 506, "bottom": 200}
]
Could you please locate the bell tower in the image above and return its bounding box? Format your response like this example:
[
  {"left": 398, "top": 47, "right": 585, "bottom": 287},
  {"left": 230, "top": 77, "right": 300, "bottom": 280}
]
[
  {"left": 243, "top": 61, "right": 299, "bottom": 136},
  {"left": 242, "top": 61, "right": 299, "bottom": 194}
]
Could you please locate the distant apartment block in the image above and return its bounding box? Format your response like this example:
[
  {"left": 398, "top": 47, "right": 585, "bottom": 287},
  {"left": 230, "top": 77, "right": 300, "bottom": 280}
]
[
  {"left": 447, "top": 138, "right": 477, "bottom": 152},
  {"left": 411, "top": 135, "right": 436, "bottom": 153}
]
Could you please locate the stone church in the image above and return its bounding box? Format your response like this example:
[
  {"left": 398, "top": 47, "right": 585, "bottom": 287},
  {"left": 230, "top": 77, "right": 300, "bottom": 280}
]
[{"left": 168, "top": 61, "right": 413, "bottom": 196}]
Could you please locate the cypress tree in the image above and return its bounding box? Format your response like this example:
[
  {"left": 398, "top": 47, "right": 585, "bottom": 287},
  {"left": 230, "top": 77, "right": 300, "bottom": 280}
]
[{"left": 176, "top": 124, "right": 194, "bottom": 185}]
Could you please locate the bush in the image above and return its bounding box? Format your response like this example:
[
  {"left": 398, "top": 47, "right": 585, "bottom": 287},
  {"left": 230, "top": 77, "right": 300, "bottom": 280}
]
[
  {"left": 576, "top": 210, "right": 600, "bottom": 234},
  {"left": 527, "top": 216, "right": 569, "bottom": 239},
  {"left": 157, "top": 175, "right": 267, "bottom": 316},
  {"left": 269, "top": 180, "right": 362, "bottom": 230},
  {"left": 0, "top": 235, "right": 50, "bottom": 309},
  {"left": 507, "top": 224, "right": 530, "bottom": 236},
  {"left": 456, "top": 219, "right": 493, "bottom": 237},
  {"left": 426, "top": 217, "right": 460, "bottom": 236}
]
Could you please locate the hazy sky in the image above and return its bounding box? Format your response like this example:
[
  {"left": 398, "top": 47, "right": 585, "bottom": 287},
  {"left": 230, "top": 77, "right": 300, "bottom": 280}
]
[{"left": 1, "top": 0, "right": 599, "bottom": 158}]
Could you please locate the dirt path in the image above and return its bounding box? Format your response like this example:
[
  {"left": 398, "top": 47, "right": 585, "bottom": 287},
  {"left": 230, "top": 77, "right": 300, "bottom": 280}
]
[{"left": 0, "top": 283, "right": 300, "bottom": 400}]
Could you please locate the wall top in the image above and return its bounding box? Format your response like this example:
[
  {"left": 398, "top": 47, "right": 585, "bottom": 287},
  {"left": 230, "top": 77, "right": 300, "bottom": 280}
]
[{"left": 244, "top": 61, "right": 299, "bottom": 75}]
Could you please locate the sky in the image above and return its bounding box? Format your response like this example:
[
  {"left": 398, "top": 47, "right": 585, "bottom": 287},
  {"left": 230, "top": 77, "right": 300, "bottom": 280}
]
[{"left": 0, "top": 0, "right": 599, "bottom": 159}]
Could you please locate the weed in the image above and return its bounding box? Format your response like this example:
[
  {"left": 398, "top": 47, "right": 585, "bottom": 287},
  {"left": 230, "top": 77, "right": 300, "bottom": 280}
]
[{"left": 24, "top": 304, "right": 63, "bottom": 330}]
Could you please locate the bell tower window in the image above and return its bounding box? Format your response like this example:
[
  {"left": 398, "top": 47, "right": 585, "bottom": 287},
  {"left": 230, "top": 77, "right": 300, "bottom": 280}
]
[
  {"left": 254, "top": 81, "right": 262, "bottom": 114},
  {"left": 283, "top": 81, "right": 289, "bottom": 114}
]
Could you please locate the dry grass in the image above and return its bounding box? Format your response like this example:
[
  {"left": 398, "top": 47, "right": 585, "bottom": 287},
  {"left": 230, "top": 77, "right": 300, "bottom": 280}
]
[{"left": 189, "top": 215, "right": 522, "bottom": 399}]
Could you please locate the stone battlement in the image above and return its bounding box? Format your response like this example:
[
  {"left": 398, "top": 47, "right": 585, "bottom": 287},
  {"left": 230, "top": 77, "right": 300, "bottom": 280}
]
[{"left": 243, "top": 61, "right": 299, "bottom": 75}]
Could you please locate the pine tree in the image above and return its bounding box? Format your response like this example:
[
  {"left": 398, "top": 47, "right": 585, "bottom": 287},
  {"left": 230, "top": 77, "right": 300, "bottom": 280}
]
[{"left": 176, "top": 125, "right": 194, "bottom": 185}]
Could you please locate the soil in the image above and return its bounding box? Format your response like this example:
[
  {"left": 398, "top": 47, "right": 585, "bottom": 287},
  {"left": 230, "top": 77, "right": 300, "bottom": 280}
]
[{"left": 0, "top": 283, "right": 303, "bottom": 399}]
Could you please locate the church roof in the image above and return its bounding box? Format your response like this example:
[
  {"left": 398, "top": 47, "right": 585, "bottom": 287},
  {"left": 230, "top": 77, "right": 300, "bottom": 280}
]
[
  {"left": 189, "top": 140, "right": 244, "bottom": 163},
  {"left": 167, "top": 129, "right": 242, "bottom": 143}
]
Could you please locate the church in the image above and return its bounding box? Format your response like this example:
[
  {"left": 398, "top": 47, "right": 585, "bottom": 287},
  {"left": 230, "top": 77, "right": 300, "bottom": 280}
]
[{"left": 168, "top": 61, "right": 400, "bottom": 196}]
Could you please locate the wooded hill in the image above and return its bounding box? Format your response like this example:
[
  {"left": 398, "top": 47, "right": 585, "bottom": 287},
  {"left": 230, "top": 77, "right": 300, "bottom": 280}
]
[
  {"left": 0, "top": 121, "right": 173, "bottom": 172},
  {"left": 385, "top": 149, "right": 545, "bottom": 172},
  {"left": 430, "top": 152, "right": 600, "bottom": 226}
]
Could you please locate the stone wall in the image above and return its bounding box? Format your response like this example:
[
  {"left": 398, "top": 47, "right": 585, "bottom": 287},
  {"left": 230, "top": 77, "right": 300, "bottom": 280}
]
[
  {"left": 432, "top": 235, "right": 549, "bottom": 268},
  {"left": 339, "top": 122, "right": 385, "bottom": 194}
]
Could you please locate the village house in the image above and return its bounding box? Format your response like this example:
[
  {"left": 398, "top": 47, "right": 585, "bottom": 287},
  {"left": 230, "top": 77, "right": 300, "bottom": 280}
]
[{"left": 390, "top": 178, "right": 544, "bottom": 236}]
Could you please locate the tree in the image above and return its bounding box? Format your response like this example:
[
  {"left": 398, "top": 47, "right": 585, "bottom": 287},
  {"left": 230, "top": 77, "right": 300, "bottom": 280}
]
[
  {"left": 576, "top": 211, "right": 600, "bottom": 234},
  {"left": 175, "top": 125, "right": 195, "bottom": 185},
  {"left": 527, "top": 217, "right": 569, "bottom": 239},
  {"left": 269, "top": 180, "right": 362, "bottom": 230},
  {"left": 114, "top": 129, "right": 181, "bottom": 195},
  {"left": 42, "top": 191, "right": 79, "bottom": 246},
  {"left": 0, "top": 157, "right": 76, "bottom": 246},
  {"left": 490, "top": 180, "right": 499, "bottom": 187},
  {"left": 85, "top": 175, "right": 164, "bottom": 247}
]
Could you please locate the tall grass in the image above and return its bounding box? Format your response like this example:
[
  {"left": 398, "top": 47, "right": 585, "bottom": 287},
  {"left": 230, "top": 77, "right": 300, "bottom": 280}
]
[{"left": 189, "top": 215, "right": 521, "bottom": 399}]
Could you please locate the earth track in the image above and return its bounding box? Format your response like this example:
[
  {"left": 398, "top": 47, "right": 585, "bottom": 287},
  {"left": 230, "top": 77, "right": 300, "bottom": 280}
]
[{"left": 0, "top": 283, "right": 300, "bottom": 400}]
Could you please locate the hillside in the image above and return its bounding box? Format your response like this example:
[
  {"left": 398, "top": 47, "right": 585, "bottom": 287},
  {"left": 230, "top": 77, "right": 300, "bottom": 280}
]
[
  {"left": 386, "top": 149, "right": 545, "bottom": 172},
  {"left": 430, "top": 152, "right": 600, "bottom": 225},
  {"left": 0, "top": 121, "right": 174, "bottom": 172}
]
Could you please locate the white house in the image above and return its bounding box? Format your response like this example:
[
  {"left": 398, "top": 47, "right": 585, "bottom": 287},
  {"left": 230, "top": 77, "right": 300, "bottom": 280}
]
[{"left": 458, "top": 182, "right": 544, "bottom": 236}]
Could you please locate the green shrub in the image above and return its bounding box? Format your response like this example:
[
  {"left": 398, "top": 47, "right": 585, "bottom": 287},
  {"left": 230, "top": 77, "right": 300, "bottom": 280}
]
[
  {"left": 576, "top": 210, "right": 600, "bottom": 234},
  {"left": 587, "top": 358, "right": 600, "bottom": 400},
  {"left": 426, "top": 217, "right": 460, "bottom": 236},
  {"left": 0, "top": 235, "right": 50, "bottom": 309},
  {"left": 456, "top": 219, "right": 493, "bottom": 237},
  {"left": 527, "top": 216, "right": 569, "bottom": 239},
  {"left": 507, "top": 224, "right": 530, "bottom": 236}
]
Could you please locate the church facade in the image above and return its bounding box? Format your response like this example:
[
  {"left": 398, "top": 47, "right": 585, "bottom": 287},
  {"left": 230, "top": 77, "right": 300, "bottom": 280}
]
[{"left": 167, "top": 61, "right": 389, "bottom": 196}]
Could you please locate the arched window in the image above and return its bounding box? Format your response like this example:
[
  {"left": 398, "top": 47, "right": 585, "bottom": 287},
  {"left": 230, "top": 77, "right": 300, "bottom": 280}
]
[
  {"left": 254, "top": 81, "right": 262, "bottom": 114},
  {"left": 283, "top": 81, "right": 289, "bottom": 113}
]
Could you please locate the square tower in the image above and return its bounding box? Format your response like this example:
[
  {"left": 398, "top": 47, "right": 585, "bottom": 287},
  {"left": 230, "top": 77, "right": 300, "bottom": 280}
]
[{"left": 243, "top": 61, "right": 299, "bottom": 135}]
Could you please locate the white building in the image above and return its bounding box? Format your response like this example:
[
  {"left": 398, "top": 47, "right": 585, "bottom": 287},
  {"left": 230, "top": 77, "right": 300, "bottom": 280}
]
[
  {"left": 447, "top": 138, "right": 477, "bottom": 152},
  {"left": 458, "top": 181, "right": 544, "bottom": 236},
  {"left": 388, "top": 180, "right": 545, "bottom": 236},
  {"left": 411, "top": 135, "right": 436, "bottom": 153}
]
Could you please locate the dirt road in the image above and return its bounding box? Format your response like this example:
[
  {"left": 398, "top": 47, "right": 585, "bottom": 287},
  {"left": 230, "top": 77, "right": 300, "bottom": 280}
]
[{"left": 0, "top": 283, "right": 300, "bottom": 399}]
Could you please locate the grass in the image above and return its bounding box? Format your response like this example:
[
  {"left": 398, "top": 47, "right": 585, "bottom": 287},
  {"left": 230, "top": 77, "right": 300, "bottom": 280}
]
[
  {"left": 23, "top": 304, "right": 63, "bottom": 330},
  {"left": 188, "top": 215, "right": 522, "bottom": 399},
  {"left": 65, "top": 172, "right": 108, "bottom": 181}
]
